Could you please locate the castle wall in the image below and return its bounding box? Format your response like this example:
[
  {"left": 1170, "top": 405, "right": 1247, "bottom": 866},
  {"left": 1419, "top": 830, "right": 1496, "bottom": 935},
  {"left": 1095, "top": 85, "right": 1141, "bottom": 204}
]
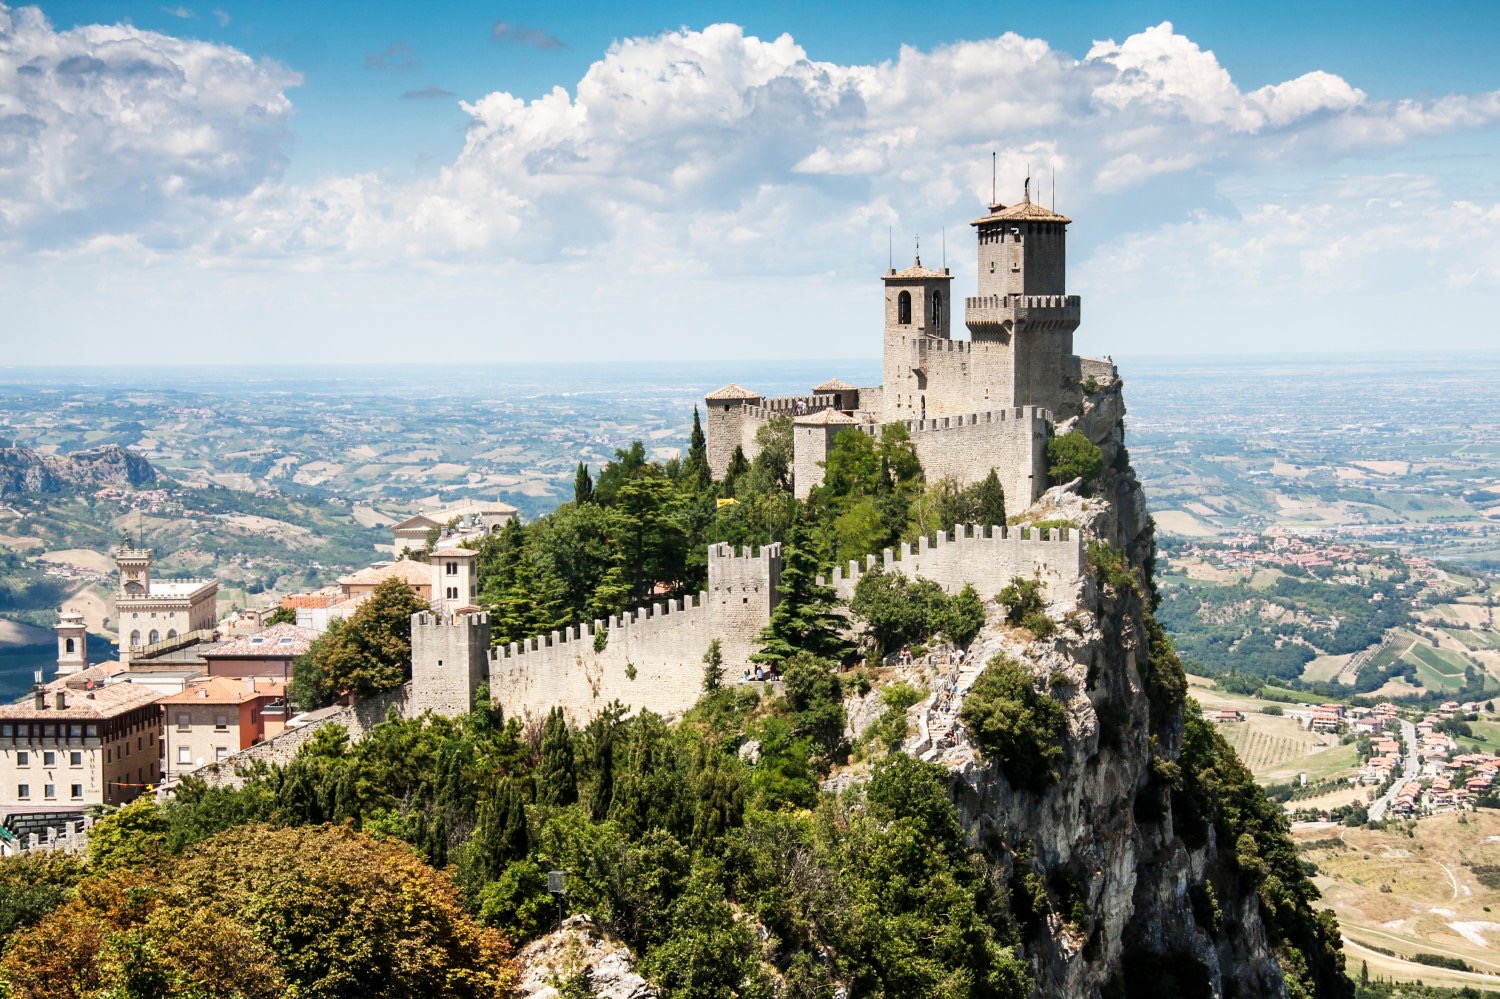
[
  {"left": 821, "top": 525, "right": 1083, "bottom": 611},
  {"left": 486, "top": 544, "right": 780, "bottom": 722},
  {"left": 858, "top": 408, "right": 1048, "bottom": 510},
  {"left": 411, "top": 612, "right": 489, "bottom": 716}
]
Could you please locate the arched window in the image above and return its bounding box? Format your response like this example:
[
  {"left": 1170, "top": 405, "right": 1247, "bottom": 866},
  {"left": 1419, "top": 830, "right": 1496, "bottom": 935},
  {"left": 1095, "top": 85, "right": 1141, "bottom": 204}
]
[
  {"left": 65, "top": 638, "right": 75, "bottom": 654},
  {"left": 167, "top": 629, "right": 177, "bottom": 640},
  {"left": 897, "top": 290, "right": 912, "bottom": 325},
  {"left": 931, "top": 290, "right": 942, "bottom": 326},
  {"left": 129, "top": 630, "right": 141, "bottom": 648},
  {"left": 148, "top": 629, "right": 160, "bottom": 645}
]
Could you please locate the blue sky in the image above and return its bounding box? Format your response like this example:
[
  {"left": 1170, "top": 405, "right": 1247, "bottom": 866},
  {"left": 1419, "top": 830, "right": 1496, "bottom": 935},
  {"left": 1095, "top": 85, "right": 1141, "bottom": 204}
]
[{"left": 4, "top": 1, "right": 1500, "bottom": 364}]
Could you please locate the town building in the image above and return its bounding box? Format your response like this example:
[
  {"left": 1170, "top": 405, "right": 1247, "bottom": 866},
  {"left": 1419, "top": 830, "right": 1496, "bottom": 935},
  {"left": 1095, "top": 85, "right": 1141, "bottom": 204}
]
[
  {"left": 114, "top": 547, "right": 218, "bottom": 664},
  {"left": 391, "top": 499, "right": 519, "bottom": 554},
  {"left": 158, "top": 676, "right": 288, "bottom": 779},
  {"left": 200, "top": 623, "right": 319, "bottom": 681},
  {"left": 0, "top": 673, "right": 164, "bottom": 811},
  {"left": 338, "top": 559, "right": 432, "bottom": 603}
]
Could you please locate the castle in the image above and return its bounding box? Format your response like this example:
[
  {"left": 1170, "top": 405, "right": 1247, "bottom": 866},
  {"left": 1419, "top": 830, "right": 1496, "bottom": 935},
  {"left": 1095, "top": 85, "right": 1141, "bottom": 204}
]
[{"left": 410, "top": 187, "right": 1111, "bottom": 722}]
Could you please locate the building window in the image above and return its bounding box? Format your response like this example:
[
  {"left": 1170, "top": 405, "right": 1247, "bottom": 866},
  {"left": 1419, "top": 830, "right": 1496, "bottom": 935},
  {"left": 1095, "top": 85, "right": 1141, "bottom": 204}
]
[
  {"left": 65, "top": 637, "right": 75, "bottom": 654},
  {"left": 43, "top": 784, "right": 55, "bottom": 799},
  {"left": 931, "top": 290, "right": 942, "bottom": 326},
  {"left": 178, "top": 746, "right": 192, "bottom": 765},
  {"left": 176, "top": 713, "right": 190, "bottom": 732},
  {"left": 446, "top": 562, "right": 458, "bottom": 575},
  {"left": 214, "top": 715, "right": 228, "bottom": 732},
  {"left": 17, "top": 784, "right": 28, "bottom": 799},
  {"left": 215, "top": 747, "right": 228, "bottom": 763},
  {"left": 70, "top": 751, "right": 82, "bottom": 767},
  {"left": 167, "top": 629, "right": 177, "bottom": 639},
  {"left": 129, "top": 630, "right": 141, "bottom": 648},
  {"left": 16, "top": 751, "right": 28, "bottom": 767},
  {"left": 148, "top": 629, "right": 160, "bottom": 644},
  {"left": 42, "top": 751, "right": 55, "bottom": 767},
  {"left": 897, "top": 290, "right": 912, "bottom": 324},
  {"left": 70, "top": 784, "right": 82, "bottom": 799}
]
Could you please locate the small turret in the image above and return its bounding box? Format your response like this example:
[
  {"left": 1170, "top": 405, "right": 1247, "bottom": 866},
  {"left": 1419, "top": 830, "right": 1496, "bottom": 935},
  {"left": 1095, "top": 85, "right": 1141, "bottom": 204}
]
[{"left": 55, "top": 609, "right": 87, "bottom": 676}]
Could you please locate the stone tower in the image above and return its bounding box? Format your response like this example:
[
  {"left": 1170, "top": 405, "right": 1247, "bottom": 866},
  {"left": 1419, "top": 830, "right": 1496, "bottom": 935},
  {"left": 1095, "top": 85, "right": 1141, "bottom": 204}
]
[
  {"left": 429, "top": 547, "right": 478, "bottom": 617},
  {"left": 410, "top": 610, "right": 491, "bottom": 717},
  {"left": 880, "top": 255, "right": 954, "bottom": 421},
  {"left": 116, "top": 548, "right": 152, "bottom": 598},
  {"left": 703, "top": 383, "right": 763, "bottom": 480},
  {"left": 964, "top": 194, "right": 1080, "bottom": 416},
  {"left": 792, "top": 408, "right": 858, "bottom": 499},
  {"left": 55, "top": 609, "right": 87, "bottom": 676}
]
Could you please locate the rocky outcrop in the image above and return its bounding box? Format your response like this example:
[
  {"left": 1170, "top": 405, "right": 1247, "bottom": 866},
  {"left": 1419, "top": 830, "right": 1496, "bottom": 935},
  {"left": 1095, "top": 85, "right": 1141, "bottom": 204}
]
[
  {"left": 0, "top": 445, "right": 156, "bottom": 499},
  {"left": 515, "top": 915, "right": 657, "bottom": 999},
  {"left": 926, "top": 380, "right": 1306, "bottom": 998}
]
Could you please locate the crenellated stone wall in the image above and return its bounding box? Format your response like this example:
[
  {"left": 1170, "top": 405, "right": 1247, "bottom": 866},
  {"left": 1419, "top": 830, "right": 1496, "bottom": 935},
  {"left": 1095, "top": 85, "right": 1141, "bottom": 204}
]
[{"left": 820, "top": 524, "right": 1083, "bottom": 611}]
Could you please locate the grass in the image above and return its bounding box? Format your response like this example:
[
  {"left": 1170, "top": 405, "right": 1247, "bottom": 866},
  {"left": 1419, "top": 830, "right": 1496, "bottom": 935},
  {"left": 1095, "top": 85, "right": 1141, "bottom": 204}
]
[{"left": 1260, "top": 684, "right": 1327, "bottom": 706}]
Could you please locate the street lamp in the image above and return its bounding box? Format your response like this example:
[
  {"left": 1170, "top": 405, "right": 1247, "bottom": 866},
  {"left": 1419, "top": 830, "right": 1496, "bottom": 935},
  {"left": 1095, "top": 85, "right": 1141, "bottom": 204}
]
[{"left": 548, "top": 870, "right": 566, "bottom": 932}]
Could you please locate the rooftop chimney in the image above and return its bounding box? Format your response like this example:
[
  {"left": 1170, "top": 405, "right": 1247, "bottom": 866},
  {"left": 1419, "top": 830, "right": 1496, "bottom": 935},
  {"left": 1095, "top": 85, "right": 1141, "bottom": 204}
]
[
  {"left": 245, "top": 676, "right": 256, "bottom": 693},
  {"left": 54, "top": 691, "right": 66, "bottom": 711},
  {"left": 34, "top": 689, "right": 45, "bottom": 710}
]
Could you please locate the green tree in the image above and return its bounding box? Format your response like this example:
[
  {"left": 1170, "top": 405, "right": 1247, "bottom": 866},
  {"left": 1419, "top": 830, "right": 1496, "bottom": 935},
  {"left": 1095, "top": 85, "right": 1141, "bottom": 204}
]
[
  {"left": 936, "top": 583, "right": 986, "bottom": 647},
  {"left": 973, "top": 468, "right": 1007, "bottom": 526},
  {"left": 781, "top": 652, "right": 846, "bottom": 760},
  {"left": 264, "top": 605, "right": 297, "bottom": 626},
  {"left": 299, "top": 576, "right": 430, "bottom": 702},
  {"left": 1046, "top": 430, "right": 1103, "bottom": 492},
  {"left": 753, "top": 521, "right": 854, "bottom": 666},
  {"left": 472, "top": 775, "right": 531, "bottom": 882},
  {"left": 959, "top": 654, "right": 1067, "bottom": 792},
  {"left": 536, "top": 707, "right": 578, "bottom": 808},
  {"left": 683, "top": 408, "right": 710, "bottom": 490},
  {"left": 849, "top": 566, "right": 949, "bottom": 655},
  {"left": 723, "top": 445, "right": 749, "bottom": 489},
  {"left": 702, "top": 639, "right": 724, "bottom": 692},
  {"left": 573, "top": 462, "right": 595, "bottom": 505}
]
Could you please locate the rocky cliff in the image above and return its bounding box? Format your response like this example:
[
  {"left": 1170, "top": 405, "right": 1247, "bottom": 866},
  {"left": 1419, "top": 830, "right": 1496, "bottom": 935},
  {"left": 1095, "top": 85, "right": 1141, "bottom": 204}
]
[
  {"left": 0, "top": 445, "right": 157, "bottom": 499},
  {"left": 920, "top": 378, "right": 1348, "bottom": 999}
]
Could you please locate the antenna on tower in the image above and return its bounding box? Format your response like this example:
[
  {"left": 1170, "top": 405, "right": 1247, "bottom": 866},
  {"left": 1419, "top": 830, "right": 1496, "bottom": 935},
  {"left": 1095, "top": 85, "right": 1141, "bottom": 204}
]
[
  {"left": 1025, "top": 164, "right": 1031, "bottom": 204},
  {"left": 941, "top": 227, "right": 946, "bottom": 270},
  {"left": 914, "top": 233, "right": 920, "bottom": 266},
  {"left": 991, "top": 151, "right": 996, "bottom": 207},
  {"left": 1052, "top": 168, "right": 1056, "bottom": 212},
  {"left": 888, "top": 226, "right": 892, "bottom": 269}
]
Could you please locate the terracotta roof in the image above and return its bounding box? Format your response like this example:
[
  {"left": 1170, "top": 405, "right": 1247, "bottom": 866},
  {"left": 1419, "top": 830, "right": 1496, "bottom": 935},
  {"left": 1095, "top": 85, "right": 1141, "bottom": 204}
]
[
  {"left": 795, "top": 409, "right": 858, "bottom": 426},
  {"left": 201, "top": 623, "right": 318, "bottom": 659},
  {"left": 705, "top": 383, "right": 762, "bottom": 401},
  {"left": 0, "top": 679, "right": 162, "bottom": 720},
  {"left": 883, "top": 256, "right": 953, "bottom": 281},
  {"left": 812, "top": 378, "right": 859, "bottom": 393},
  {"left": 158, "top": 675, "right": 287, "bottom": 706},
  {"left": 337, "top": 560, "right": 431, "bottom": 588},
  {"left": 431, "top": 547, "right": 479, "bottom": 560},
  {"left": 971, "top": 200, "right": 1071, "bottom": 226},
  {"left": 282, "top": 592, "right": 338, "bottom": 609}
]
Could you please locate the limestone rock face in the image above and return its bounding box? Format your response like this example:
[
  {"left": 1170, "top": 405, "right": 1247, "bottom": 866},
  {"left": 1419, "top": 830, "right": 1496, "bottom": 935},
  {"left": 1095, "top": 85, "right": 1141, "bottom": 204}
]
[
  {"left": 925, "top": 381, "right": 1291, "bottom": 998},
  {"left": 515, "top": 915, "right": 658, "bottom": 999},
  {"left": 0, "top": 445, "right": 156, "bottom": 498}
]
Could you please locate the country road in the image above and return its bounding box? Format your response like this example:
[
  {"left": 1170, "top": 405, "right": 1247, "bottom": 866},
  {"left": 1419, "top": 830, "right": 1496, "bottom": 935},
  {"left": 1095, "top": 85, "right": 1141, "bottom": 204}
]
[{"left": 1368, "top": 719, "right": 1419, "bottom": 822}]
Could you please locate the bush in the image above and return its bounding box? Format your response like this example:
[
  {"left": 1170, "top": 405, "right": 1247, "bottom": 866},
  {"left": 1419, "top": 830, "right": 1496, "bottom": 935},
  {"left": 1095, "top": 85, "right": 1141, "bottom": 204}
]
[
  {"left": 1262, "top": 704, "right": 1284, "bottom": 716},
  {"left": 997, "top": 577, "right": 1052, "bottom": 638},
  {"left": 959, "top": 655, "right": 1067, "bottom": 792},
  {"left": 1046, "top": 431, "right": 1103, "bottom": 492}
]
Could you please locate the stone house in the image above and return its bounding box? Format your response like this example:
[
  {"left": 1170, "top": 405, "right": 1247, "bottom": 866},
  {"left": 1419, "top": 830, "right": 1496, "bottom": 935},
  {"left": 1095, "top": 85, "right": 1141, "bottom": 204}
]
[
  {"left": 158, "top": 676, "right": 288, "bottom": 778},
  {"left": 200, "top": 623, "right": 318, "bottom": 681}
]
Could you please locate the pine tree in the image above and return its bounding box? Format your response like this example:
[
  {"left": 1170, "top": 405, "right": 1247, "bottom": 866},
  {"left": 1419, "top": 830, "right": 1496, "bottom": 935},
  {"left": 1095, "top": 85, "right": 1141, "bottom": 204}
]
[
  {"left": 573, "top": 462, "right": 595, "bottom": 505},
  {"left": 724, "top": 445, "right": 749, "bottom": 489},
  {"left": 974, "top": 468, "right": 1007, "bottom": 527},
  {"left": 684, "top": 406, "right": 711, "bottom": 489},
  {"left": 536, "top": 707, "right": 578, "bottom": 807},
  {"left": 753, "top": 519, "right": 854, "bottom": 666}
]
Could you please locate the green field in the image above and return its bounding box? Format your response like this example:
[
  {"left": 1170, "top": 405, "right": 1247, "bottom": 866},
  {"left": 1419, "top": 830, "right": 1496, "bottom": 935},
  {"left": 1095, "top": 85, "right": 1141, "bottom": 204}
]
[
  {"left": 1260, "top": 684, "right": 1328, "bottom": 705},
  {"left": 1404, "top": 642, "right": 1470, "bottom": 691}
]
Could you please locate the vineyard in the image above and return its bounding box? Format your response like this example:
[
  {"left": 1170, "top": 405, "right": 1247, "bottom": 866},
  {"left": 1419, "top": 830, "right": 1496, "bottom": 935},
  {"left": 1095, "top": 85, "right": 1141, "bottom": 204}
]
[{"left": 1218, "top": 717, "right": 1334, "bottom": 779}]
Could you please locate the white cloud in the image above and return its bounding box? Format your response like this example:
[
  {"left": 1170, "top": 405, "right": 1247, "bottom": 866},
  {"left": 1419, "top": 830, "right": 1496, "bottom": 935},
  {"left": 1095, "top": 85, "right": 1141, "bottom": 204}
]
[
  {"left": 3, "top": 8, "right": 1500, "bottom": 361},
  {"left": 0, "top": 3, "right": 299, "bottom": 252}
]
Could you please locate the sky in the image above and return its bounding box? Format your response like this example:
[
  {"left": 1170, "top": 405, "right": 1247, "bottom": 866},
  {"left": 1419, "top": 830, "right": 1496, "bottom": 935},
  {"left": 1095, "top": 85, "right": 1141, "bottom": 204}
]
[{"left": 2, "top": 1, "right": 1499, "bottom": 365}]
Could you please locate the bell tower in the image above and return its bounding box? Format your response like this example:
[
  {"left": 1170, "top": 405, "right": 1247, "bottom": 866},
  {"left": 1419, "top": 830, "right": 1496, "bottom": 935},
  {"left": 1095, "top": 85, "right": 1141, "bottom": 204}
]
[{"left": 55, "top": 608, "right": 87, "bottom": 676}]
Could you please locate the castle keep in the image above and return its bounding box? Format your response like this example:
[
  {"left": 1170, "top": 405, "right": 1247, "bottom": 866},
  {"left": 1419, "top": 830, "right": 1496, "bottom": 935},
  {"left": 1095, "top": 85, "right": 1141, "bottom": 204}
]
[
  {"left": 411, "top": 188, "right": 1109, "bottom": 723},
  {"left": 705, "top": 189, "right": 1115, "bottom": 506}
]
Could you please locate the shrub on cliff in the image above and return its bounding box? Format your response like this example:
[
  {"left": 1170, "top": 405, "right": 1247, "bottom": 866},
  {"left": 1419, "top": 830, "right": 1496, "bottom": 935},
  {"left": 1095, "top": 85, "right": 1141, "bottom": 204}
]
[
  {"left": 960, "top": 654, "right": 1067, "bottom": 792},
  {"left": 1046, "top": 430, "right": 1103, "bottom": 493}
]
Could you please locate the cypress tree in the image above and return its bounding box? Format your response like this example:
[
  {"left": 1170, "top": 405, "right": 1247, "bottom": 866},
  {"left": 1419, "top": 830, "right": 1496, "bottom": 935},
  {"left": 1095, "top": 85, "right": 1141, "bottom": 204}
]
[
  {"left": 724, "top": 445, "right": 749, "bottom": 488},
  {"left": 684, "top": 406, "right": 711, "bottom": 489},
  {"left": 573, "top": 462, "right": 595, "bottom": 505},
  {"left": 753, "top": 519, "right": 854, "bottom": 666},
  {"left": 474, "top": 775, "right": 530, "bottom": 881},
  {"left": 702, "top": 639, "right": 724, "bottom": 692},
  {"left": 536, "top": 707, "right": 579, "bottom": 807},
  {"left": 975, "top": 468, "right": 1007, "bottom": 527}
]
